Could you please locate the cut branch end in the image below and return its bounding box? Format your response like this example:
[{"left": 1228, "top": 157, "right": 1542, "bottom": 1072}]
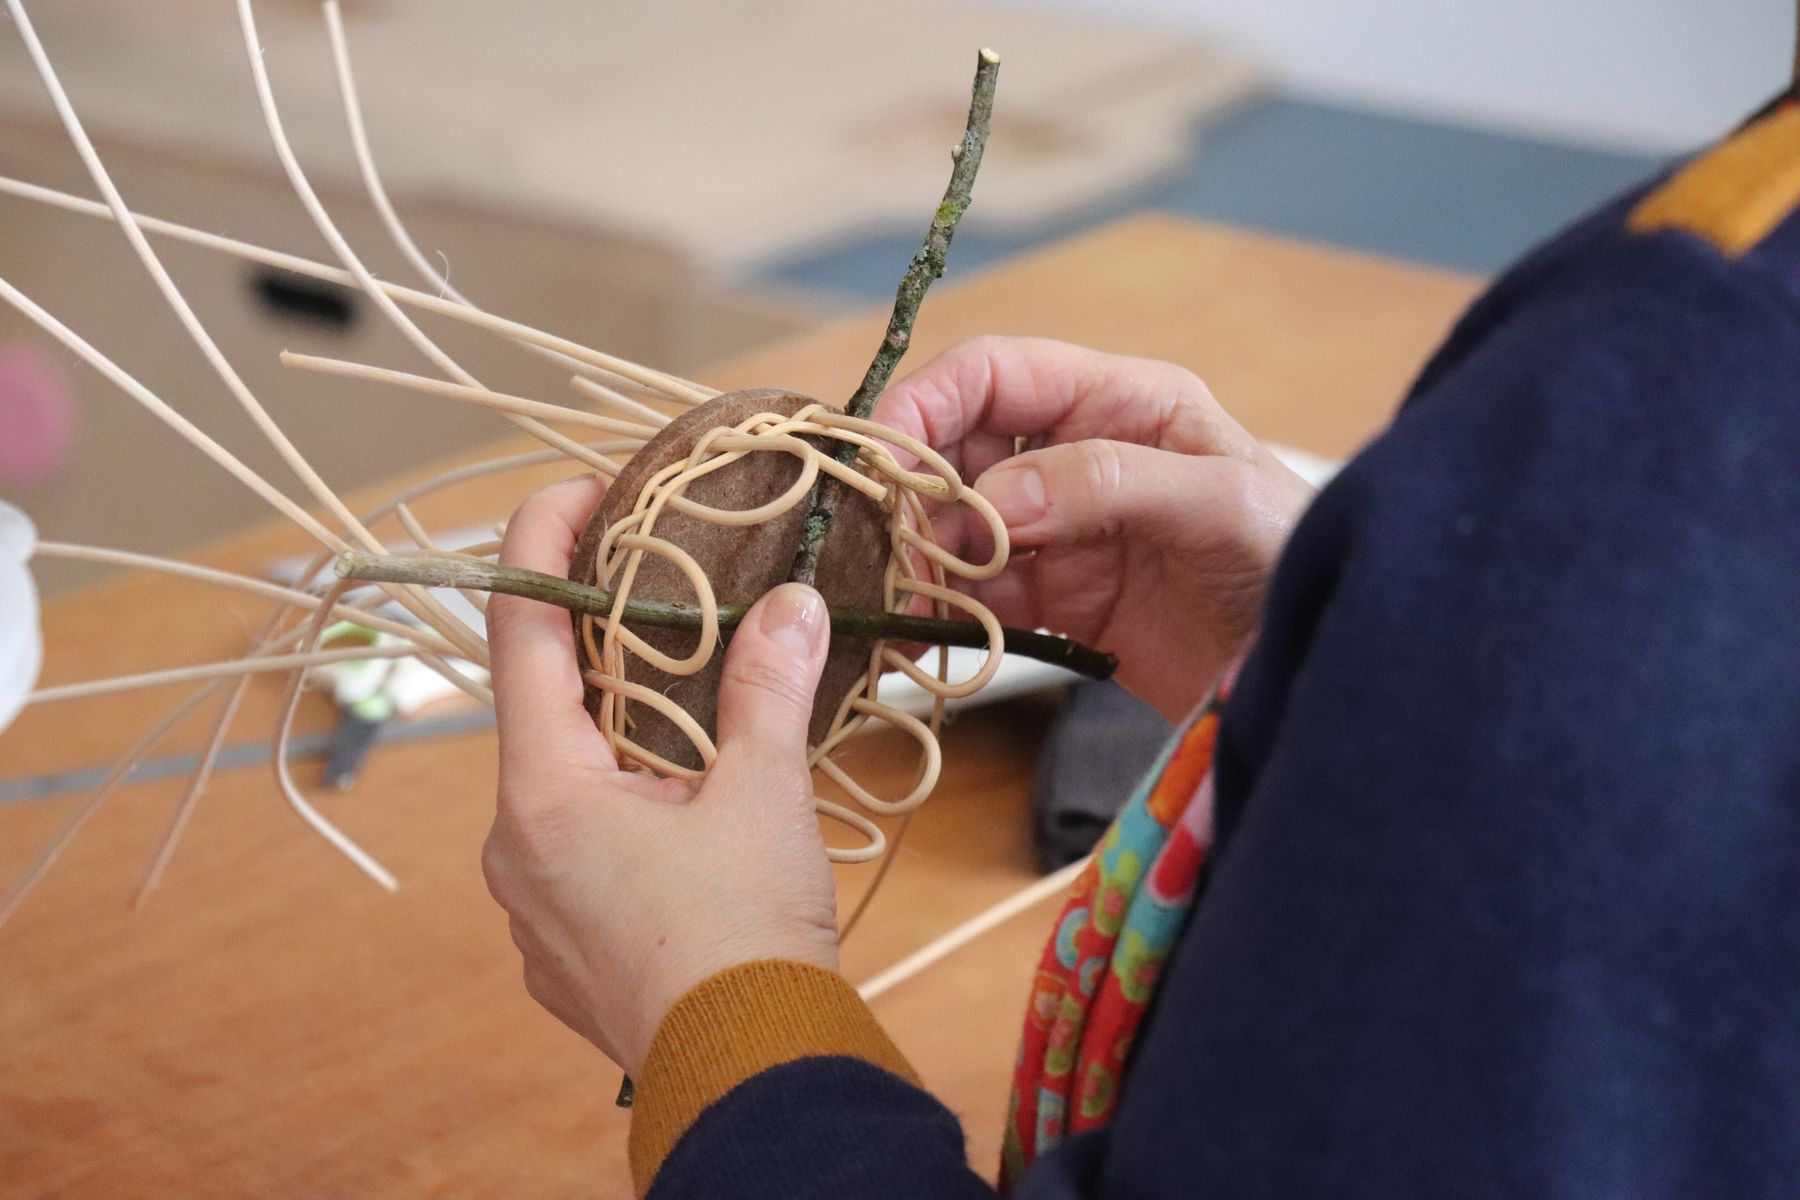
[{"left": 787, "top": 48, "right": 1002, "bottom": 587}]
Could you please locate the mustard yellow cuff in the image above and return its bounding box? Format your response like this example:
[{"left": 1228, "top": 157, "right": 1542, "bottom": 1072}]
[{"left": 627, "top": 959, "right": 918, "bottom": 1196}]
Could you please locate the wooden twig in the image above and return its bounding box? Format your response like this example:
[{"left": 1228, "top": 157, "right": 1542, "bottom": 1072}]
[
  {"left": 335, "top": 551, "right": 1117, "bottom": 681},
  {"left": 789, "top": 48, "right": 1001, "bottom": 587}
]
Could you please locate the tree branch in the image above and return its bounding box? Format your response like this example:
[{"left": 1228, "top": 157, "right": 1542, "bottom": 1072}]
[
  {"left": 334, "top": 550, "right": 1115, "bottom": 681},
  {"left": 789, "top": 48, "right": 1000, "bottom": 587}
]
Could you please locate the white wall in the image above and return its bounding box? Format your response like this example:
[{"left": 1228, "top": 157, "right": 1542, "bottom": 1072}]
[{"left": 1021, "top": 0, "right": 1794, "bottom": 151}]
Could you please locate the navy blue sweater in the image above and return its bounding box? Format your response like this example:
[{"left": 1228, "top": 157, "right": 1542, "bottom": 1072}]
[{"left": 649, "top": 107, "right": 1800, "bottom": 1199}]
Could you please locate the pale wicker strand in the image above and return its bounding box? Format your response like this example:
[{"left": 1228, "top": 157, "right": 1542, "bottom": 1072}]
[{"left": 574, "top": 408, "right": 1005, "bottom": 864}]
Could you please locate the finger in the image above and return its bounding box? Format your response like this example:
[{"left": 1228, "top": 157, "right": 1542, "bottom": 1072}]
[
  {"left": 976, "top": 440, "right": 1265, "bottom": 554},
  {"left": 959, "top": 562, "right": 1043, "bottom": 632},
  {"left": 488, "top": 475, "right": 616, "bottom": 768},
  {"left": 958, "top": 429, "right": 1022, "bottom": 485},
  {"left": 875, "top": 335, "right": 1260, "bottom": 460},
  {"left": 712, "top": 583, "right": 829, "bottom": 781}
]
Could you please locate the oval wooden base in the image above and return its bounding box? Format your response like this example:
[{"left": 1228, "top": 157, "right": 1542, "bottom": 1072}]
[{"left": 569, "top": 390, "right": 890, "bottom": 771}]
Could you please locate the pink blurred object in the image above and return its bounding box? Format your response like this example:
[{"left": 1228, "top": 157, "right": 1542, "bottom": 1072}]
[{"left": 0, "top": 342, "right": 78, "bottom": 489}]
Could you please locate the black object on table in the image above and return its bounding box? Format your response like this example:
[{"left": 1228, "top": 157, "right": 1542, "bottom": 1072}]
[{"left": 1029, "top": 679, "right": 1172, "bottom": 870}]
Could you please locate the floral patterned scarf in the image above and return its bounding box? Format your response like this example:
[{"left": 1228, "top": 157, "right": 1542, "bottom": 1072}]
[{"left": 1001, "top": 673, "right": 1232, "bottom": 1189}]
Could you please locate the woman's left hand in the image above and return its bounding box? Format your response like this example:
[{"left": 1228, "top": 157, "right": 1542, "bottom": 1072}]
[{"left": 480, "top": 475, "right": 841, "bottom": 1074}]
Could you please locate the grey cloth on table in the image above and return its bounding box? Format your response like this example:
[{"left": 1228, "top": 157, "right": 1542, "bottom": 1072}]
[{"left": 1030, "top": 679, "right": 1172, "bottom": 870}]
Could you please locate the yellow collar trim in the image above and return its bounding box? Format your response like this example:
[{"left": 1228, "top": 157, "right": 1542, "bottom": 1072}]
[{"left": 1629, "top": 103, "right": 1800, "bottom": 259}]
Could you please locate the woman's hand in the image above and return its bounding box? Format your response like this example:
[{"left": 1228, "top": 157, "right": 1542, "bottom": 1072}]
[
  {"left": 481, "top": 476, "right": 840, "bottom": 1074},
  {"left": 877, "top": 336, "right": 1315, "bottom": 721}
]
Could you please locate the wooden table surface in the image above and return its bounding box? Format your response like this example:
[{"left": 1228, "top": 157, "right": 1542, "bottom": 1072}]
[{"left": 0, "top": 215, "right": 1480, "bottom": 1198}]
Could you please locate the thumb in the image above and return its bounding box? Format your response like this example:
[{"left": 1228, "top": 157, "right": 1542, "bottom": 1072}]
[
  {"left": 713, "top": 583, "right": 830, "bottom": 776},
  {"left": 975, "top": 439, "right": 1259, "bottom": 552}
]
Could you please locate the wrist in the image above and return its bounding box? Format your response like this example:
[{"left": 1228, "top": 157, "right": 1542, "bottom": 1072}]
[{"left": 621, "top": 926, "right": 841, "bottom": 1074}]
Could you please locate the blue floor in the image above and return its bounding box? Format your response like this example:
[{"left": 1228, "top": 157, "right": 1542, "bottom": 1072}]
[{"left": 749, "top": 94, "right": 1670, "bottom": 301}]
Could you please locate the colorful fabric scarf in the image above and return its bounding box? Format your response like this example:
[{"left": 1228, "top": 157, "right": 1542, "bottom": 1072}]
[{"left": 1001, "top": 674, "right": 1232, "bottom": 1189}]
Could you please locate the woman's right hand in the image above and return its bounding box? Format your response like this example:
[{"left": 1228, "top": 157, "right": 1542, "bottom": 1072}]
[{"left": 875, "top": 336, "right": 1315, "bottom": 722}]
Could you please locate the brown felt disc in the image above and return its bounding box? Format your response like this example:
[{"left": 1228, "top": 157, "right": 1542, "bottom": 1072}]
[{"left": 569, "top": 389, "right": 890, "bottom": 771}]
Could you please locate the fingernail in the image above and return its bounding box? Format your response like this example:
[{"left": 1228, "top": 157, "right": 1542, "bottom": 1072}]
[
  {"left": 759, "top": 583, "right": 826, "bottom": 656},
  {"left": 979, "top": 464, "right": 1047, "bottom": 526}
]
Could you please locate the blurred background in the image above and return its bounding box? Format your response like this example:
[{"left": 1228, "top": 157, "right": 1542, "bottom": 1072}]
[{"left": 0, "top": 0, "right": 1791, "bottom": 592}]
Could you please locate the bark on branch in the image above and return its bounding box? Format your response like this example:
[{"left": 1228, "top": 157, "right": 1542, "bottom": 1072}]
[
  {"left": 335, "top": 549, "right": 1116, "bottom": 680},
  {"left": 788, "top": 48, "right": 1001, "bottom": 587}
]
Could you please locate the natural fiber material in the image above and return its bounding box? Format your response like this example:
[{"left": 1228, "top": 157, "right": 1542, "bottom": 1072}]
[
  {"left": 561, "top": 387, "right": 1016, "bottom": 865},
  {"left": 572, "top": 391, "right": 888, "bottom": 770},
  {"left": 0, "top": 0, "right": 1036, "bottom": 928},
  {"left": 628, "top": 959, "right": 916, "bottom": 1196}
]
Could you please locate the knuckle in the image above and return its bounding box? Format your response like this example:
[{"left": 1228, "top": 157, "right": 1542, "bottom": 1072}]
[
  {"left": 521, "top": 962, "right": 556, "bottom": 1009},
  {"left": 479, "top": 828, "right": 514, "bottom": 905},
  {"left": 482, "top": 590, "right": 538, "bottom": 645},
  {"left": 516, "top": 805, "right": 578, "bottom": 857},
  {"left": 1063, "top": 440, "right": 1127, "bottom": 525},
  {"left": 1209, "top": 457, "right": 1290, "bottom": 555},
  {"left": 500, "top": 494, "right": 547, "bottom": 551},
  {"left": 953, "top": 332, "right": 1012, "bottom": 364},
  {"left": 722, "top": 652, "right": 814, "bottom": 714},
  {"left": 1208, "top": 455, "right": 1261, "bottom": 508},
  {"left": 1155, "top": 362, "right": 1214, "bottom": 411},
  {"left": 912, "top": 336, "right": 1009, "bottom": 431},
  {"left": 948, "top": 334, "right": 1008, "bottom": 397},
  {"left": 711, "top": 758, "right": 813, "bottom": 812},
  {"left": 494, "top": 793, "right": 582, "bottom": 861}
]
